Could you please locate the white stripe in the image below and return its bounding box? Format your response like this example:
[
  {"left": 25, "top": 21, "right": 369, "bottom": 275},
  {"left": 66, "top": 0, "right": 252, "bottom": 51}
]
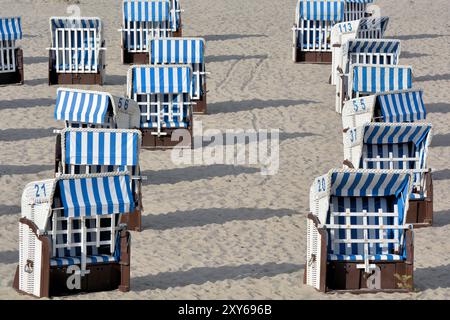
[
  {"left": 92, "top": 132, "right": 99, "bottom": 165},
  {"left": 62, "top": 180, "right": 75, "bottom": 217},
  {"left": 115, "top": 132, "right": 122, "bottom": 165},
  {"left": 104, "top": 132, "right": 111, "bottom": 165},
  {"left": 81, "top": 131, "right": 88, "bottom": 165}
]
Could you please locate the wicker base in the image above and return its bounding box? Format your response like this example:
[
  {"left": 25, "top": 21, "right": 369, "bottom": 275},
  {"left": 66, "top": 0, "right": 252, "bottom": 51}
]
[
  {"left": 293, "top": 48, "right": 332, "bottom": 64},
  {"left": 141, "top": 127, "right": 193, "bottom": 150},
  {"left": 0, "top": 49, "right": 24, "bottom": 85}
]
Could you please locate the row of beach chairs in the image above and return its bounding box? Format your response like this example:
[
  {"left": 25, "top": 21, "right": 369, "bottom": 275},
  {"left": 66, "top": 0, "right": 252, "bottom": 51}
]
[
  {"left": 11, "top": 0, "right": 210, "bottom": 298},
  {"left": 293, "top": 1, "right": 434, "bottom": 293}
]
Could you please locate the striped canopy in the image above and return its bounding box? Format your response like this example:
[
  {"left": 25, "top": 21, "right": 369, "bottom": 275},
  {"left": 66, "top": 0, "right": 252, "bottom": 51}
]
[
  {"left": 298, "top": 0, "right": 345, "bottom": 22},
  {"left": 330, "top": 170, "right": 411, "bottom": 197},
  {"left": 58, "top": 174, "right": 134, "bottom": 217},
  {"left": 63, "top": 129, "right": 140, "bottom": 166},
  {"left": 150, "top": 38, "right": 205, "bottom": 64},
  {"left": 377, "top": 90, "right": 426, "bottom": 122},
  {"left": 55, "top": 89, "right": 111, "bottom": 125},
  {"left": 352, "top": 64, "right": 413, "bottom": 94},
  {"left": 358, "top": 16, "right": 389, "bottom": 34},
  {"left": 50, "top": 17, "right": 102, "bottom": 32},
  {"left": 123, "top": 0, "right": 171, "bottom": 22},
  {"left": 130, "top": 65, "right": 192, "bottom": 94},
  {"left": 347, "top": 39, "right": 400, "bottom": 55},
  {"left": 0, "top": 17, "right": 22, "bottom": 41},
  {"left": 363, "top": 123, "right": 432, "bottom": 147}
]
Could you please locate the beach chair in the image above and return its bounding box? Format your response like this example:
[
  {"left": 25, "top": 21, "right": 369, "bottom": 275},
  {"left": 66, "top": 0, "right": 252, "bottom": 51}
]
[
  {"left": 0, "top": 17, "right": 24, "bottom": 85},
  {"left": 127, "top": 65, "right": 193, "bottom": 149},
  {"left": 330, "top": 16, "right": 390, "bottom": 85},
  {"left": 170, "top": 0, "right": 183, "bottom": 37},
  {"left": 48, "top": 17, "right": 106, "bottom": 85},
  {"left": 337, "top": 64, "right": 413, "bottom": 114},
  {"left": 13, "top": 172, "right": 132, "bottom": 298},
  {"left": 149, "top": 37, "right": 207, "bottom": 113},
  {"left": 343, "top": 123, "right": 433, "bottom": 227},
  {"left": 120, "top": 0, "right": 174, "bottom": 64},
  {"left": 335, "top": 40, "right": 402, "bottom": 113},
  {"left": 292, "top": 0, "right": 374, "bottom": 64},
  {"left": 305, "top": 169, "right": 414, "bottom": 292},
  {"left": 54, "top": 128, "right": 143, "bottom": 231},
  {"left": 342, "top": 89, "right": 427, "bottom": 129},
  {"left": 54, "top": 88, "right": 141, "bottom": 130}
]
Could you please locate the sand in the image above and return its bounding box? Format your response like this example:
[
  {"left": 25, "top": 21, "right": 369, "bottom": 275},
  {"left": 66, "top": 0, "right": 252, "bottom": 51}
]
[{"left": 0, "top": 0, "right": 449, "bottom": 299}]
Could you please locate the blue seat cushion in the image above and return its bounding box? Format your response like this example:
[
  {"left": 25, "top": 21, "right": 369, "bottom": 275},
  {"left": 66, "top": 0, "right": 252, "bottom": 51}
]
[
  {"left": 50, "top": 254, "right": 117, "bottom": 267},
  {"left": 328, "top": 254, "right": 404, "bottom": 262}
]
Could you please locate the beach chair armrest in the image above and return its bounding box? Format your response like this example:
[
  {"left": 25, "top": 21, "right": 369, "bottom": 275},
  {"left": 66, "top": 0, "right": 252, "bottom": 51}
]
[{"left": 307, "top": 213, "right": 326, "bottom": 231}]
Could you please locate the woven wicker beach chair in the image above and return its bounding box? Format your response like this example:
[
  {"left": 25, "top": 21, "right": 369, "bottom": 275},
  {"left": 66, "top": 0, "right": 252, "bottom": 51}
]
[
  {"left": 335, "top": 39, "right": 402, "bottom": 113},
  {"left": 0, "top": 17, "right": 23, "bottom": 85},
  {"left": 120, "top": 0, "right": 175, "bottom": 64},
  {"left": 127, "top": 64, "right": 193, "bottom": 149},
  {"left": 13, "top": 172, "right": 132, "bottom": 297},
  {"left": 305, "top": 169, "right": 414, "bottom": 292},
  {"left": 330, "top": 16, "right": 389, "bottom": 85},
  {"left": 343, "top": 123, "right": 433, "bottom": 227},
  {"left": 48, "top": 17, "right": 106, "bottom": 85},
  {"left": 337, "top": 64, "right": 413, "bottom": 114},
  {"left": 292, "top": 0, "right": 374, "bottom": 64},
  {"left": 149, "top": 37, "right": 207, "bottom": 113}
]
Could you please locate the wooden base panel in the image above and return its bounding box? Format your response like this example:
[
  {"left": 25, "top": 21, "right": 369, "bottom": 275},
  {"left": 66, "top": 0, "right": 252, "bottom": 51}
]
[
  {"left": 120, "top": 208, "right": 142, "bottom": 232},
  {"left": 0, "top": 49, "right": 24, "bottom": 85},
  {"left": 294, "top": 48, "right": 332, "bottom": 64},
  {"left": 325, "top": 261, "right": 414, "bottom": 293},
  {"left": 194, "top": 86, "right": 207, "bottom": 114},
  {"left": 141, "top": 128, "right": 193, "bottom": 150},
  {"left": 122, "top": 50, "right": 149, "bottom": 65},
  {"left": 406, "top": 199, "right": 433, "bottom": 228}
]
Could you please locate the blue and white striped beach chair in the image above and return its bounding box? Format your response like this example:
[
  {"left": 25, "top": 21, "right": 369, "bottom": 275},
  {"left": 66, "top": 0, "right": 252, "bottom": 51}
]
[
  {"left": 337, "top": 64, "right": 413, "bottom": 114},
  {"left": 331, "top": 16, "right": 390, "bottom": 85},
  {"left": 48, "top": 17, "right": 106, "bottom": 85},
  {"left": 54, "top": 88, "right": 141, "bottom": 129},
  {"left": 120, "top": 0, "right": 174, "bottom": 64},
  {"left": 149, "top": 37, "right": 207, "bottom": 113},
  {"left": 0, "top": 17, "right": 23, "bottom": 85},
  {"left": 56, "top": 128, "right": 143, "bottom": 231},
  {"left": 127, "top": 65, "right": 193, "bottom": 148},
  {"left": 343, "top": 123, "right": 433, "bottom": 226},
  {"left": 335, "top": 39, "right": 402, "bottom": 113},
  {"left": 306, "top": 169, "right": 414, "bottom": 292},
  {"left": 14, "top": 172, "right": 132, "bottom": 297},
  {"left": 292, "top": 0, "right": 374, "bottom": 63},
  {"left": 342, "top": 89, "right": 427, "bottom": 129}
]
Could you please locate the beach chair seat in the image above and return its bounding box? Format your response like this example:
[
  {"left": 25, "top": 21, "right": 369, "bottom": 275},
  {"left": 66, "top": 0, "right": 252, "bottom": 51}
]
[
  {"left": 55, "top": 127, "right": 143, "bottom": 231},
  {"left": 342, "top": 89, "right": 427, "bottom": 129},
  {"left": 48, "top": 17, "right": 106, "bottom": 85},
  {"left": 343, "top": 123, "right": 433, "bottom": 227},
  {"left": 0, "top": 17, "right": 24, "bottom": 85},
  {"left": 54, "top": 88, "right": 141, "bottom": 130},
  {"left": 127, "top": 65, "right": 193, "bottom": 149},
  {"left": 305, "top": 169, "right": 414, "bottom": 293},
  {"left": 120, "top": 0, "right": 174, "bottom": 64},
  {"left": 335, "top": 39, "right": 402, "bottom": 113},
  {"left": 149, "top": 37, "right": 207, "bottom": 113},
  {"left": 13, "top": 172, "right": 132, "bottom": 298},
  {"left": 337, "top": 64, "right": 413, "bottom": 114},
  {"left": 292, "top": 0, "right": 374, "bottom": 64}
]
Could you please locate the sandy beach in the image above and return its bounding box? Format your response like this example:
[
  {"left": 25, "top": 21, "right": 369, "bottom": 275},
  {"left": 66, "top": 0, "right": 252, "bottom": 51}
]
[{"left": 0, "top": 0, "right": 449, "bottom": 299}]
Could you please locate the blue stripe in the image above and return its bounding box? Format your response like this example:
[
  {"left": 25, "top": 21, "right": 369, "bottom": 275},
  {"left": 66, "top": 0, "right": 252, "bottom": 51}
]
[
  {"left": 87, "top": 131, "right": 93, "bottom": 164},
  {"left": 76, "top": 131, "right": 82, "bottom": 164},
  {"left": 141, "top": 68, "right": 147, "bottom": 93},
  {"left": 80, "top": 178, "right": 91, "bottom": 217},
  {"left": 91, "top": 178, "right": 102, "bottom": 215},
  {"left": 372, "top": 174, "right": 387, "bottom": 195},
  {"left": 98, "top": 132, "right": 105, "bottom": 164},
  {"left": 133, "top": 133, "right": 138, "bottom": 165},
  {"left": 360, "top": 174, "right": 375, "bottom": 196},
  {"left": 380, "top": 68, "right": 385, "bottom": 93},
  {"left": 65, "top": 132, "right": 71, "bottom": 164},
  {"left": 121, "top": 132, "right": 128, "bottom": 166},
  {"left": 113, "top": 176, "right": 126, "bottom": 213},
  {"left": 371, "top": 67, "right": 376, "bottom": 93},
  {"left": 110, "top": 133, "right": 116, "bottom": 166},
  {"left": 102, "top": 177, "right": 114, "bottom": 214},
  {"left": 69, "top": 179, "right": 80, "bottom": 217},
  {"left": 398, "top": 68, "right": 404, "bottom": 90},
  {"left": 389, "top": 68, "right": 394, "bottom": 91}
]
